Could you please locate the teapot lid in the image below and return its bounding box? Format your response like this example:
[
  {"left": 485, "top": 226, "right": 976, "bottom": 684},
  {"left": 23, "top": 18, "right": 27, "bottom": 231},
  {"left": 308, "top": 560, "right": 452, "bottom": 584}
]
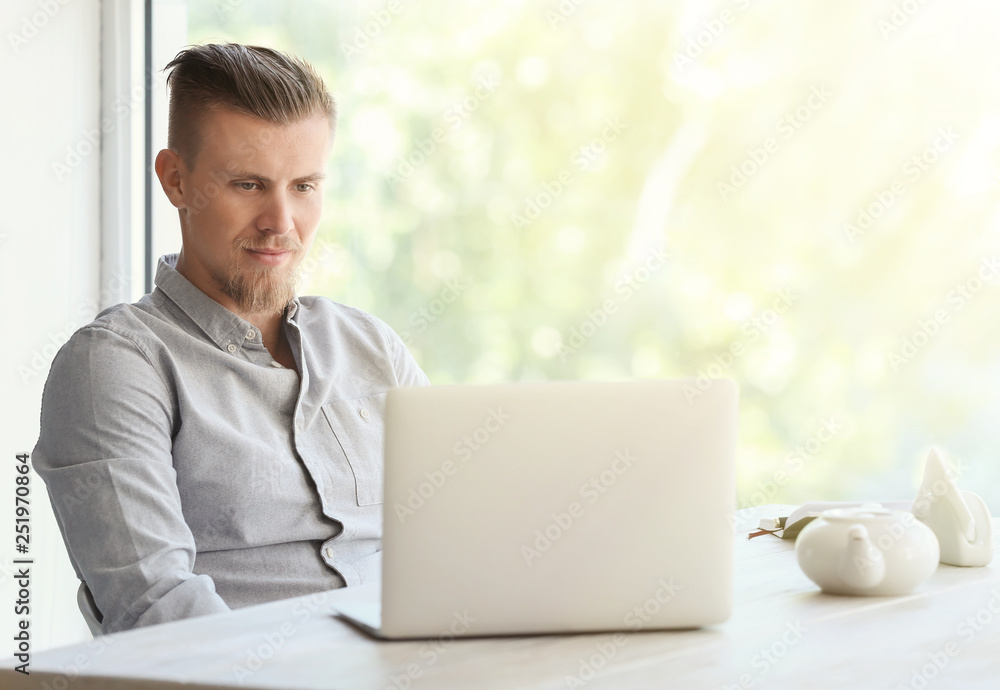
[{"left": 821, "top": 505, "right": 905, "bottom": 522}]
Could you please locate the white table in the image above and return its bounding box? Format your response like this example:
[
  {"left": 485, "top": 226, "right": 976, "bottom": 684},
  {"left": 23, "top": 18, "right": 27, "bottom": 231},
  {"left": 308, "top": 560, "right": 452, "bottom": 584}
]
[{"left": 3, "top": 507, "right": 999, "bottom": 689}]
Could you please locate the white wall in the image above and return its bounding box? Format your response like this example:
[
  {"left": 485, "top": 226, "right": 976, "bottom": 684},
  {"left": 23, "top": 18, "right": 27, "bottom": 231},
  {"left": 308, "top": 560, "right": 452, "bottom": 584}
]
[{"left": 0, "top": 0, "right": 103, "bottom": 651}]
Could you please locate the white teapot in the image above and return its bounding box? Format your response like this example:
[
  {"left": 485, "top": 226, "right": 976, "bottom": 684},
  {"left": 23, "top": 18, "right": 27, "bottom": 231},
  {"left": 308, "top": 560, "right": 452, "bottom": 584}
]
[{"left": 795, "top": 506, "right": 939, "bottom": 596}]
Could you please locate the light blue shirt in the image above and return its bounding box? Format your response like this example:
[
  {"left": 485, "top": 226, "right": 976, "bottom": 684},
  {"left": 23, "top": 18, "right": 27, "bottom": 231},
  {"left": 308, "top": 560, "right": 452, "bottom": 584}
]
[{"left": 32, "top": 254, "right": 428, "bottom": 633}]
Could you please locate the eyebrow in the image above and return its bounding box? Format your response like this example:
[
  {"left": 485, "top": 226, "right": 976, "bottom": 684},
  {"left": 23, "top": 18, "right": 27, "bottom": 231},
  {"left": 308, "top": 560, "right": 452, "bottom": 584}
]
[{"left": 224, "top": 170, "right": 327, "bottom": 184}]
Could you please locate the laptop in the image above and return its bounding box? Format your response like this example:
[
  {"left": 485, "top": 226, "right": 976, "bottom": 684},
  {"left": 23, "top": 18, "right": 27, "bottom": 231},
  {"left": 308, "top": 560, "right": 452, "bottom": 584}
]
[{"left": 334, "top": 378, "right": 737, "bottom": 639}]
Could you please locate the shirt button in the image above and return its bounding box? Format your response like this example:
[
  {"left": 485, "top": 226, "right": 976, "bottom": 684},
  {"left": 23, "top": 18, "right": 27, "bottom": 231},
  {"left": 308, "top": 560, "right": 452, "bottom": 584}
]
[
  {"left": 245, "top": 329, "right": 256, "bottom": 340},
  {"left": 324, "top": 547, "right": 334, "bottom": 559},
  {"left": 270, "top": 361, "right": 283, "bottom": 368},
  {"left": 226, "top": 343, "right": 237, "bottom": 354},
  {"left": 359, "top": 408, "right": 370, "bottom": 421}
]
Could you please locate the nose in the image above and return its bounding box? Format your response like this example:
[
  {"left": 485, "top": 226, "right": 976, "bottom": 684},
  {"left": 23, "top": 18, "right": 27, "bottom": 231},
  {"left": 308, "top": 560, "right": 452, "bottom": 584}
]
[{"left": 257, "top": 190, "right": 294, "bottom": 236}]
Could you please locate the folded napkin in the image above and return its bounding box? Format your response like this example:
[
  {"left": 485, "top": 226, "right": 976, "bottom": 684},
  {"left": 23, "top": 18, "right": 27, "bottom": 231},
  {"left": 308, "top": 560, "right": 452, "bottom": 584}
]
[{"left": 755, "top": 500, "right": 913, "bottom": 540}]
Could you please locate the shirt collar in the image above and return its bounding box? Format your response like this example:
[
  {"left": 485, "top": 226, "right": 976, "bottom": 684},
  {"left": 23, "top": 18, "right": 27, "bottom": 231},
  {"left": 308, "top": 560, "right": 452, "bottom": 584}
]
[{"left": 153, "top": 254, "right": 300, "bottom": 351}]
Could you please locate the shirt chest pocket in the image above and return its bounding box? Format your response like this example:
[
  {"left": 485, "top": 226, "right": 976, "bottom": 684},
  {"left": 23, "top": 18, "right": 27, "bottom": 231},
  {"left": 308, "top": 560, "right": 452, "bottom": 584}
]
[{"left": 321, "top": 393, "right": 387, "bottom": 506}]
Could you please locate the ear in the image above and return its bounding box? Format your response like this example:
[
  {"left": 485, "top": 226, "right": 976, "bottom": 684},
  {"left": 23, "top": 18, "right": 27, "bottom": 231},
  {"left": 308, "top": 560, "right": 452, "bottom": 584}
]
[{"left": 154, "top": 149, "right": 187, "bottom": 209}]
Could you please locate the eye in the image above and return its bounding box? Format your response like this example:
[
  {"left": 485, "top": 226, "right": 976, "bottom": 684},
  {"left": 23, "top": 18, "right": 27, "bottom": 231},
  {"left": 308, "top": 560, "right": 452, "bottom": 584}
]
[
  {"left": 296, "top": 183, "right": 315, "bottom": 193},
  {"left": 235, "top": 181, "right": 260, "bottom": 191}
]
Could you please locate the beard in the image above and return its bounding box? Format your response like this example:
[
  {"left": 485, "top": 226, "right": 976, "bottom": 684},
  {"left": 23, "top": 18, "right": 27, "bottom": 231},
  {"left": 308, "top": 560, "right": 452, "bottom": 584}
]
[{"left": 214, "top": 236, "right": 304, "bottom": 316}]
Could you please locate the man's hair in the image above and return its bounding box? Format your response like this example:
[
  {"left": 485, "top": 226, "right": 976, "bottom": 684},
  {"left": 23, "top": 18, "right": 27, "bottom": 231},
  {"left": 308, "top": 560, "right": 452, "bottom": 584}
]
[{"left": 164, "top": 43, "right": 336, "bottom": 166}]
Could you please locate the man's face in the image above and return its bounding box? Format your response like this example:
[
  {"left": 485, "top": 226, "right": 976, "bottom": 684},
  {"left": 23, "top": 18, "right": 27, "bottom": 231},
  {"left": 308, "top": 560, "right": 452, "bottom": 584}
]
[{"left": 161, "top": 107, "right": 331, "bottom": 316}]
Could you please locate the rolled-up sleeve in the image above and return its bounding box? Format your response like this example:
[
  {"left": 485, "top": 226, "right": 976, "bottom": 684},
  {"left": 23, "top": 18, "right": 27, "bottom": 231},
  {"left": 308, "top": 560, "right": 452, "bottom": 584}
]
[{"left": 32, "top": 325, "right": 230, "bottom": 633}]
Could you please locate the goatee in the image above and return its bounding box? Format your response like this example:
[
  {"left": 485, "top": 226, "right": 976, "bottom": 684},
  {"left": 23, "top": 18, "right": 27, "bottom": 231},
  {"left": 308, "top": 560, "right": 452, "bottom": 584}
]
[{"left": 215, "top": 237, "right": 303, "bottom": 316}]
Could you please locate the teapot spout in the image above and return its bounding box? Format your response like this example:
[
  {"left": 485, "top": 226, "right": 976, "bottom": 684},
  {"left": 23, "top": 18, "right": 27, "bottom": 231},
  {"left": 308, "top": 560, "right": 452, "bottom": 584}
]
[{"left": 837, "top": 525, "right": 885, "bottom": 590}]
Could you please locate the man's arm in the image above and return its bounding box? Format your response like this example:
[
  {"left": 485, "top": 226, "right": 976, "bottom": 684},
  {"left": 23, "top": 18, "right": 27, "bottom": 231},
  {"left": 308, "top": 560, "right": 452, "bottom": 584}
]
[
  {"left": 378, "top": 317, "right": 431, "bottom": 388},
  {"left": 32, "top": 325, "right": 230, "bottom": 633}
]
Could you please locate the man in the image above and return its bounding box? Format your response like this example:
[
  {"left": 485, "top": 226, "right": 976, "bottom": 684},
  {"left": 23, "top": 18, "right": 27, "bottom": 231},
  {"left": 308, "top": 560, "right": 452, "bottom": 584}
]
[{"left": 32, "top": 44, "right": 427, "bottom": 634}]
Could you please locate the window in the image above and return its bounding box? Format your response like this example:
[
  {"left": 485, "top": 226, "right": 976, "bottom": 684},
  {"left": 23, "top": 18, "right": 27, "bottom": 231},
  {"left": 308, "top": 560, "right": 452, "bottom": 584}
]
[{"left": 145, "top": 0, "right": 1000, "bottom": 509}]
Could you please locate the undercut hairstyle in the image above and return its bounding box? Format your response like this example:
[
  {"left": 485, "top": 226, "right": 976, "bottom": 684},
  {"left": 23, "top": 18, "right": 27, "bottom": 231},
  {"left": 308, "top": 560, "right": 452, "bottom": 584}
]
[{"left": 164, "top": 43, "right": 336, "bottom": 167}]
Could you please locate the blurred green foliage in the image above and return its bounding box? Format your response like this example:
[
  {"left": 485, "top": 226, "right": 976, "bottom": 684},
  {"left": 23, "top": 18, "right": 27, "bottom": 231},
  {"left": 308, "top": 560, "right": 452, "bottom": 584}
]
[{"left": 180, "top": 0, "right": 1000, "bottom": 510}]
